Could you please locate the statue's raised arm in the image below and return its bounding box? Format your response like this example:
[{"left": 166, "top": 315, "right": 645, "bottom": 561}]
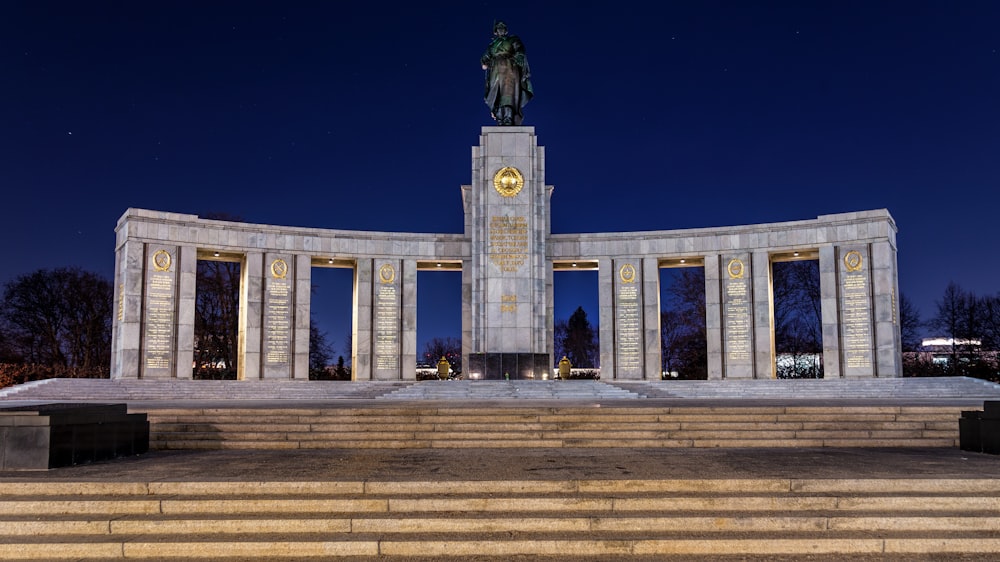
[{"left": 481, "top": 21, "right": 533, "bottom": 126}]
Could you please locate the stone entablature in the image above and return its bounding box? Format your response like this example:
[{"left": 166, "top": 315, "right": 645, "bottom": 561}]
[
  {"left": 111, "top": 128, "right": 901, "bottom": 383},
  {"left": 115, "top": 209, "right": 470, "bottom": 260},
  {"left": 547, "top": 210, "right": 895, "bottom": 258}
]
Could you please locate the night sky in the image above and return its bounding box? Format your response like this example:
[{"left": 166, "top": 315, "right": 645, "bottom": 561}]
[{"left": 4, "top": 1, "right": 998, "bottom": 354}]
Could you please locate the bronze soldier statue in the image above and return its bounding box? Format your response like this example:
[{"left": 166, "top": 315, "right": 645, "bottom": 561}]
[{"left": 481, "top": 21, "right": 533, "bottom": 126}]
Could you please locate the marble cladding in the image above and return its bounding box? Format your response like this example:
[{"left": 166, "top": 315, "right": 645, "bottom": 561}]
[
  {"left": 112, "top": 127, "right": 901, "bottom": 382},
  {"left": 115, "top": 208, "right": 896, "bottom": 265}
]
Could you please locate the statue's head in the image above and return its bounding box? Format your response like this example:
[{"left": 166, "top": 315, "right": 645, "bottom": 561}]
[{"left": 493, "top": 21, "right": 508, "bottom": 37}]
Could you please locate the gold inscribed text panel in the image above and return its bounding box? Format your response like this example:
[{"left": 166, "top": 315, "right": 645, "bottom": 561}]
[
  {"left": 488, "top": 215, "right": 529, "bottom": 272},
  {"left": 375, "top": 284, "right": 399, "bottom": 370},
  {"left": 143, "top": 268, "right": 174, "bottom": 371},
  {"left": 616, "top": 284, "right": 642, "bottom": 371},
  {"left": 724, "top": 277, "right": 752, "bottom": 362},
  {"left": 264, "top": 278, "right": 291, "bottom": 365}
]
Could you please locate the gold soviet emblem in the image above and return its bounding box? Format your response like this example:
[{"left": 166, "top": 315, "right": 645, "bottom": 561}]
[
  {"left": 493, "top": 166, "right": 524, "bottom": 197},
  {"left": 379, "top": 263, "right": 396, "bottom": 284},
  {"left": 619, "top": 263, "right": 636, "bottom": 284},
  {"left": 844, "top": 250, "right": 863, "bottom": 272},
  {"left": 727, "top": 258, "right": 745, "bottom": 279},
  {"left": 270, "top": 259, "right": 288, "bottom": 279},
  {"left": 151, "top": 250, "right": 172, "bottom": 272}
]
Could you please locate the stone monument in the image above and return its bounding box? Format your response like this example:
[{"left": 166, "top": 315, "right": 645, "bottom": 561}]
[{"left": 109, "top": 24, "right": 901, "bottom": 383}]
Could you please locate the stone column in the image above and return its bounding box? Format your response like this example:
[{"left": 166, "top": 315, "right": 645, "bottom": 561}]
[
  {"left": 819, "top": 245, "right": 843, "bottom": 378},
  {"left": 642, "top": 257, "right": 661, "bottom": 380},
  {"left": 174, "top": 245, "right": 197, "bottom": 380},
  {"left": 401, "top": 259, "right": 417, "bottom": 380},
  {"left": 293, "top": 254, "right": 311, "bottom": 380},
  {"left": 352, "top": 259, "right": 373, "bottom": 381},
  {"left": 837, "top": 245, "right": 876, "bottom": 378},
  {"left": 111, "top": 239, "right": 145, "bottom": 379},
  {"left": 720, "top": 252, "right": 754, "bottom": 379},
  {"left": 612, "top": 258, "right": 645, "bottom": 379},
  {"left": 140, "top": 244, "right": 180, "bottom": 380},
  {"left": 872, "top": 241, "right": 902, "bottom": 376},
  {"left": 464, "top": 127, "right": 552, "bottom": 378},
  {"left": 752, "top": 250, "right": 775, "bottom": 379},
  {"left": 703, "top": 254, "right": 724, "bottom": 380},
  {"left": 237, "top": 252, "right": 263, "bottom": 381},
  {"left": 597, "top": 257, "right": 615, "bottom": 377},
  {"left": 545, "top": 259, "right": 555, "bottom": 376},
  {"left": 461, "top": 258, "right": 474, "bottom": 376}
]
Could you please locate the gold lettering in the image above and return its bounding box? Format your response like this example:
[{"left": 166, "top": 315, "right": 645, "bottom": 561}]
[{"left": 488, "top": 215, "right": 529, "bottom": 272}]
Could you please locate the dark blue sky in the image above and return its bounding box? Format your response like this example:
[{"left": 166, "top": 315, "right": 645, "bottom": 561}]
[{"left": 3, "top": 1, "right": 998, "bottom": 353}]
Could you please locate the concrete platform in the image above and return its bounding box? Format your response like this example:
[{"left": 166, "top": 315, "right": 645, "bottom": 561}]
[
  {"left": 1, "top": 393, "right": 999, "bottom": 560},
  {"left": 2, "top": 444, "right": 999, "bottom": 484}
]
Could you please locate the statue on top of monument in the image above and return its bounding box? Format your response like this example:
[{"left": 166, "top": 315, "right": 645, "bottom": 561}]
[{"left": 481, "top": 21, "right": 533, "bottom": 126}]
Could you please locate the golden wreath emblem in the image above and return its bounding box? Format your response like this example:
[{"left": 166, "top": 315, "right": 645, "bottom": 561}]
[
  {"left": 379, "top": 263, "right": 396, "bottom": 284},
  {"left": 727, "top": 258, "right": 745, "bottom": 279},
  {"left": 270, "top": 259, "right": 288, "bottom": 279},
  {"left": 493, "top": 166, "right": 524, "bottom": 197},
  {"left": 844, "top": 250, "right": 863, "bottom": 272},
  {"left": 619, "top": 263, "right": 636, "bottom": 284},
  {"left": 152, "top": 250, "right": 172, "bottom": 272}
]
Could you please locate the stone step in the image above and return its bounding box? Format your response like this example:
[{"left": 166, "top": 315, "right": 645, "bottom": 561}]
[
  {"left": 4, "top": 534, "right": 1000, "bottom": 559},
  {"left": 7, "top": 514, "right": 1000, "bottom": 536},
  {"left": 612, "top": 377, "right": 1000, "bottom": 400},
  {"left": 2, "top": 477, "right": 1000, "bottom": 559},
  {"left": 6, "top": 376, "right": 999, "bottom": 403},
  {"left": 138, "top": 404, "right": 964, "bottom": 449},
  {"left": 377, "top": 380, "right": 642, "bottom": 400}
]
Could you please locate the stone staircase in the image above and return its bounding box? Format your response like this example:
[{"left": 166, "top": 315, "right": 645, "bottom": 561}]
[
  {"left": 2, "top": 477, "right": 1000, "bottom": 559},
  {"left": 611, "top": 376, "right": 1000, "bottom": 401},
  {"left": 4, "top": 376, "right": 1000, "bottom": 403},
  {"left": 0, "top": 378, "right": 414, "bottom": 401},
  {"left": 145, "top": 404, "right": 966, "bottom": 450},
  {"left": 378, "top": 380, "right": 641, "bottom": 400}
]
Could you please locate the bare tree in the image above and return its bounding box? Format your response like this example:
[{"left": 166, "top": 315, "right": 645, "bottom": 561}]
[
  {"left": 0, "top": 267, "right": 112, "bottom": 373},
  {"left": 422, "top": 337, "right": 462, "bottom": 372},
  {"left": 898, "top": 292, "right": 923, "bottom": 352},
  {"left": 772, "top": 261, "right": 822, "bottom": 378},
  {"left": 930, "top": 282, "right": 992, "bottom": 378},
  {"left": 558, "top": 307, "right": 598, "bottom": 368},
  {"left": 660, "top": 268, "right": 707, "bottom": 379},
  {"left": 981, "top": 294, "right": 1000, "bottom": 353},
  {"left": 660, "top": 309, "right": 685, "bottom": 377},
  {"left": 308, "top": 322, "right": 334, "bottom": 379},
  {"left": 931, "top": 282, "right": 972, "bottom": 375},
  {"left": 553, "top": 318, "right": 568, "bottom": 364},
  {"left": 193, "top": 260, "right": 240, "bottom": 379}
]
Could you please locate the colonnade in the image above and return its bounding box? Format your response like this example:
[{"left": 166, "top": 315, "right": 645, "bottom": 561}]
[{"left": 111, "top": 208, "right": 901, "bottom": 381}]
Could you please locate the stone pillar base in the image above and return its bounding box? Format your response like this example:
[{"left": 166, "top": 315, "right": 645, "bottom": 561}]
[{"left": 467, "top": 353, "right": 551, "bottom": 380}]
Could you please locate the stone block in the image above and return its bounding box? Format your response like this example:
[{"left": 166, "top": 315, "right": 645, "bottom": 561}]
[{"left": 0, "top": 404, "right": 148, "bottom": 470}]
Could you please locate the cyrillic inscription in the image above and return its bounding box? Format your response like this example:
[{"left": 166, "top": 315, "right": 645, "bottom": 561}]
[
  {"left": 375, "top": 283, "right": 399, "bottom": 370},
  {"left": 489, "top": 215, "right": 529, "bottom": 272},
  {"left": 724, "top": 276, "right": 752, "bottom": 362},
  {"left": 143, "top": 257, "right": 174, "bottom": 371},
  {"left": 842, "top": 269, "right": 873, "bottom": 369},
  {"left": 616, "top": 283, "right": 641, "bottom": 371},
  {"left": 264, "top": 277, "right": 290, "bottom": 365}
]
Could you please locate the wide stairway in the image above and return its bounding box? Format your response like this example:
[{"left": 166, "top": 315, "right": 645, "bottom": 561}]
[
  {"left": 612, "top": 376, "right": 1000, "bottom": 400},
  {"left": 3, "top": 376, "right": 1000, "bottom": 402},
  {"left": 0, "top": 378, "right": 415, "bottom": 401},
  {"left": 2, "top": 476, "right": 1000, "bottom": 559},
  {"left": 145, "top": 404, "right": 965, "bottom": 450},
  {"left": 379, "top": 380, "right": 641, "bottom": 400}
]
